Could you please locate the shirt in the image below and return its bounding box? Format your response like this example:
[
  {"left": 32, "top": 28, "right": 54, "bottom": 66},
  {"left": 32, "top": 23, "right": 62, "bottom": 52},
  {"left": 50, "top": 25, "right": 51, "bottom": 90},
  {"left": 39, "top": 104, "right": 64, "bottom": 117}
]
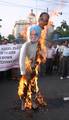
[{"left": 63, "top": 46, "right": 69, "bottom": 56}]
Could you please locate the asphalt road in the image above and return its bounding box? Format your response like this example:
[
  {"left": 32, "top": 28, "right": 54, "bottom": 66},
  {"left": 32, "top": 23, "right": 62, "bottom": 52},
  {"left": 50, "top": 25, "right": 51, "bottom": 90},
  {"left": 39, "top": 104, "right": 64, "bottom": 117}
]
[{"left": 0, "top": 74, "right": 69, "bottom": 120}]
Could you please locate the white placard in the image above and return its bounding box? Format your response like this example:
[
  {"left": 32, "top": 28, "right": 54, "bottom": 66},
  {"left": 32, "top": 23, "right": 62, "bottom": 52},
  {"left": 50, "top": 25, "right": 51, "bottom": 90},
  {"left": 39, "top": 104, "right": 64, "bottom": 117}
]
[{"left": 0, "top": 44, "right": 22, "bottom": 71}]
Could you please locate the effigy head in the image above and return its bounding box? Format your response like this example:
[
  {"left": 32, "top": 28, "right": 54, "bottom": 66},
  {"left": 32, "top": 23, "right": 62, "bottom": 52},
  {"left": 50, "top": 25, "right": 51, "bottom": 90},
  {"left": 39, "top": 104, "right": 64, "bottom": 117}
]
[{"left": 29, "top": 25, "right": 41, "bottom": 43}]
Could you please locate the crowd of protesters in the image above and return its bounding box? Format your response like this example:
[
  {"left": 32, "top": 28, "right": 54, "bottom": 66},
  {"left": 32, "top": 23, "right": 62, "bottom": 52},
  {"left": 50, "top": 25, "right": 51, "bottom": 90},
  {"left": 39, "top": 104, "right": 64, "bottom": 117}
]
[
  {"left": 41, "top": 40, "right": 69, "bottom": 80},
  {"left": 0, "top": 38, "right": 69, "bottom": 81},
  {"left": 0, "top": 12, "right": 69, "bottom": 81},
  {"left": 0, "top": 38, "right": 21, "bottom": 81}
]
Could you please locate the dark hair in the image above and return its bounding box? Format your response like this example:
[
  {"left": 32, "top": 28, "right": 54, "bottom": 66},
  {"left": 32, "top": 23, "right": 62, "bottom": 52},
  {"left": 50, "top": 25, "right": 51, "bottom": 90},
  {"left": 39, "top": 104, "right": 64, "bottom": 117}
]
[{"left": 39, "top": 12, "right": 49, "bottom": 19}]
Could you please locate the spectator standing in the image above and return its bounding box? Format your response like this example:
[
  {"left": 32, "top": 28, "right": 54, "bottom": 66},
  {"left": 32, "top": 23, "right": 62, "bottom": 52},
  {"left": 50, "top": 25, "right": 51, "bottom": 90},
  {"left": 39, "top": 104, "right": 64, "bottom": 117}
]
[
  {"left": 60, "top": 41, "right": 69, "bottom": 79},
  {"left": 46, "top": 42, "right": 55, "bottom": 75}
]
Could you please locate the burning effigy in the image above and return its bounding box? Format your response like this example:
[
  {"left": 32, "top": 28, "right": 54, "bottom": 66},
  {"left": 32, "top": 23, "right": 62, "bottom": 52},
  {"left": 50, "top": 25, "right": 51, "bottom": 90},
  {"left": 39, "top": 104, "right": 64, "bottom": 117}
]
[
  {"left": 18, "top": 12, "right": 50, "bottom": 111},
  {"left": 18, "top": 25, "right": 48, "bottom": 111},
  {"left": 18, "top": 25, "right": 47, "bottom": 111}
]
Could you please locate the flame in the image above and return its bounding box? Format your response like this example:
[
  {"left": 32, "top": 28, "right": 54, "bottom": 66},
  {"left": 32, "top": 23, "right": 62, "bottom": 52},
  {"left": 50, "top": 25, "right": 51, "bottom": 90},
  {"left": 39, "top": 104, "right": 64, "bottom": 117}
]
[
  {"left": 49, "top": 0, "right": 65, "bottom": 26},
  {"left": 35, "top": 92, "right": 47, "bottom": 106},
  {"left": 35, "top": 76, "right": 39, "bottom": 92},
  {"left": 39, "top": 29, "right": 47, "bottom": 62},
  {"left": 18, "top": 76, "right": 27, "bottom": 97},
  {"left": 24, "top": 84, "right": 32, "bottom": 110},
  {"left": 20, "top": 25, "right": 29, "bottom": 41},
  {"left": 25, "top": 57, "right": 32, "bottom": 73}
]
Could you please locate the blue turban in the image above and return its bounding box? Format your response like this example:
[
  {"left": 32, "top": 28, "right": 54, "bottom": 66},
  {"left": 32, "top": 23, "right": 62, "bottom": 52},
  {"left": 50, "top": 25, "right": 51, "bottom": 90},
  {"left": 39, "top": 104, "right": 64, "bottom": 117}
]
[{"left": 30, "top": 25, "right": 42, "bottom": 37}]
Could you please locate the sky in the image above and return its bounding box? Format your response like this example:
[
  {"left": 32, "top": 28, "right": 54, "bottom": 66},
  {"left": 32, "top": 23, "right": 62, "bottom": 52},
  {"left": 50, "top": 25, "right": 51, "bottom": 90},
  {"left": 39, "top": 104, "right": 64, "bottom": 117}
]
[{"left": 0, "top": 0, "right": 69, "bottom": 37}]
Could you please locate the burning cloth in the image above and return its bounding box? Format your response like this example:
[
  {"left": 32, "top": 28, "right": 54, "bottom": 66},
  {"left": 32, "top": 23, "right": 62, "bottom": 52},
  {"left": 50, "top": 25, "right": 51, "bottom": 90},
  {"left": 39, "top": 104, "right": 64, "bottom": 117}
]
[{"left": 18, "top": 25, "right": 47, "bottom": 110}]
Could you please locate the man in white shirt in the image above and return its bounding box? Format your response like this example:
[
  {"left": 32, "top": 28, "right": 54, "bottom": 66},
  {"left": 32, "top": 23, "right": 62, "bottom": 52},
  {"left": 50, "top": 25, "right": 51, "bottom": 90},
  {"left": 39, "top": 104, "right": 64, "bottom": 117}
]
[
  {"left": 60, "top": 41, "right": 69, "bottom": 79},
  {"left": 46, "top": 42, "right": 55, "bottom": 74}
]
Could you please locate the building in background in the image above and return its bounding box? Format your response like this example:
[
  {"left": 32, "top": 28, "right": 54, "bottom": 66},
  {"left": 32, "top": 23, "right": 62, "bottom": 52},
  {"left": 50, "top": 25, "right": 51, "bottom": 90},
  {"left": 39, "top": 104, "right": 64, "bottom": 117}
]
[
  {"left": 13, "top": 20, "right": 28, "bottom": 39},
  {"left": 13, "top": 9, "right": 36, "bottom": 40}
]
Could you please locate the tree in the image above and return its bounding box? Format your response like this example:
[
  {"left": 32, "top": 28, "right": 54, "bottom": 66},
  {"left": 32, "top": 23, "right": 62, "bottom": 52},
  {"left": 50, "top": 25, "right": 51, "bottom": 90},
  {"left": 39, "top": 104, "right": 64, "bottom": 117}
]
[
  {"left": 61, "top": 20, "right": 68, "bottom": 29},
  {"left": 8, "top": 34, "right": 15, "bottom": 41},
  {"left": 53, "top": 20, "right": 69, "bottom": 37}
]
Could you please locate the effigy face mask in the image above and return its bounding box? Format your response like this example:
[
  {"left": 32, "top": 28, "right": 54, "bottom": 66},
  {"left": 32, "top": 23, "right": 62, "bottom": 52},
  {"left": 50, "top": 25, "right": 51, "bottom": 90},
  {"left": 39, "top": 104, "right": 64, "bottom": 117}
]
[
  {"left": 30, "top": 31, "right": 40, "bottom": 43},
  {"left": 30, "top": 36, "right": 40, "bottom": 43}
]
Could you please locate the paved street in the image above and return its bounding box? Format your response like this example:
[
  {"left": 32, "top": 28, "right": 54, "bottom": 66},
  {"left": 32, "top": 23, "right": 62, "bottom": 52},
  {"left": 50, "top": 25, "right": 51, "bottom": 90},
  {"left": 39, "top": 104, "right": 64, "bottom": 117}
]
[{"left": 0, "top": 74, "right": 69, "bottom": 120}]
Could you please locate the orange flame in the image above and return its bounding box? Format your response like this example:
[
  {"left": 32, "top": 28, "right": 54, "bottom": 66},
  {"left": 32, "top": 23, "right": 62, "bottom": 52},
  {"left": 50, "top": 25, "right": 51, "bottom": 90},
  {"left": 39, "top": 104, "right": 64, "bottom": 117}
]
[
  {"left": 18, "top": 75, "right": 27, "bottom": 97},
  {"left": 20, "top": 25, "right": 29, "bottom": 41},
  {"left": 39, "top": 29, "right": 47, "bottom": 62},
  {"left": 49, "top": 0, "right": 65, "bottom": 26},
  {"left": 25, "top": 57, "right": 32, "bottom": 73}
]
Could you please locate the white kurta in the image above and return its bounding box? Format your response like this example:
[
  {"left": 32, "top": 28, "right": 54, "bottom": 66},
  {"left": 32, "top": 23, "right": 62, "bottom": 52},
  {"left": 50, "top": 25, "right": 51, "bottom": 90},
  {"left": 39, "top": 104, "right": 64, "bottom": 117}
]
[{"left": 19, "top": 41, "right": 38, "bottom": 75}]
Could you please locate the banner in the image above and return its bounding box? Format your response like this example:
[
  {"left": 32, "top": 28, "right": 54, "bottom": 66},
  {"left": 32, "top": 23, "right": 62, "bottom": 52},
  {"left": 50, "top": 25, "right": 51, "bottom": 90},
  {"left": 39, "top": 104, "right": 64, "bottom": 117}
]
[{"left": 0, "top": 44, "right": 22, "bottom": 71}]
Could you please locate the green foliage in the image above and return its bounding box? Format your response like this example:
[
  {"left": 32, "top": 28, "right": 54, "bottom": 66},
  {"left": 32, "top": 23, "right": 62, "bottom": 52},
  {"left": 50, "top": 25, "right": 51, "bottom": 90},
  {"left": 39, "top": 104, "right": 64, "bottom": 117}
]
[
  {"left": 8, "top": 34, "right": 15, "bottom": 41},
  {"left": 54, "top": 20, "right": 69, "bottom": 37}
]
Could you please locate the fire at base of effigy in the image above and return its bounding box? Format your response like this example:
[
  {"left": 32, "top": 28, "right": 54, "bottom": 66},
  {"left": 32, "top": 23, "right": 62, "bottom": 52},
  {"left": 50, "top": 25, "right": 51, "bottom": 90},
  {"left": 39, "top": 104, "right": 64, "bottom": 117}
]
[{"left": 18, "top": 68, "right": 47, "bottom": 111}]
